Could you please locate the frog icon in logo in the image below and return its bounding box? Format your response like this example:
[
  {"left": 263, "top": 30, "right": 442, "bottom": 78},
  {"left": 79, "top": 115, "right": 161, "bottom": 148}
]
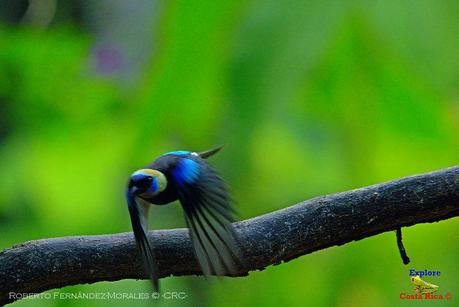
[{"left": 411, "top": 275, "right": 439, "bottom": 294}]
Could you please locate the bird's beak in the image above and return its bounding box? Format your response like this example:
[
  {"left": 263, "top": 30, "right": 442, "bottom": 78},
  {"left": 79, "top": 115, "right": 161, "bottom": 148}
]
[
  {"left": 127, "top": 177, "right": 139, "bottom": 194},
  {"left": 126, "top": 184, "right": 139, "bottom": 205}
]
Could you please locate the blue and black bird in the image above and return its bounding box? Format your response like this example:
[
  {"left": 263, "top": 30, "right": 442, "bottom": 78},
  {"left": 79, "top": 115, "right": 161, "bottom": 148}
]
[{"left": 126, "top": 147, "right": 241, "bottom": 290}]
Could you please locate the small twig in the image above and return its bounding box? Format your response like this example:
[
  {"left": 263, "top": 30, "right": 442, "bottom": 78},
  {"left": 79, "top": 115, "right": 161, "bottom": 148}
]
[{"left": 396, "top": 227, "right": 410, "bottom": 264}]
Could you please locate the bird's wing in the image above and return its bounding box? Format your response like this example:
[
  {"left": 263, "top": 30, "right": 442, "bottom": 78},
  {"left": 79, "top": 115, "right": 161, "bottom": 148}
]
[
  {"left": 126, "top": 191, "right": 159, "bottom": 290},
  {"left": 171, "top": 156, "right": 241, "bottom": 276}
]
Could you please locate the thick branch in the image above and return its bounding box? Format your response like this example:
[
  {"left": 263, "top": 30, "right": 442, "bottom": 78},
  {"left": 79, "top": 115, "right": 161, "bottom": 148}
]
[{"left": 1, "top": 166, "right": 459, "bottom": 305}]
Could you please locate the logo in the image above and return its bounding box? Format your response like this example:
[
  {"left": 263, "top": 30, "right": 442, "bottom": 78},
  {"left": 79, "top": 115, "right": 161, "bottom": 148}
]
[
  {"left": 399, "top": 269, "right": 452, "bottom": 301},
  {"left": 411, "top": 275, "right": 438, "bottom": 294}
]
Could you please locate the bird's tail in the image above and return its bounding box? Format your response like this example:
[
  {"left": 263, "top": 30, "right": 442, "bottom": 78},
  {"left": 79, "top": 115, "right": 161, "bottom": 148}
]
[{"left": 198, "top": 146, "right": 224, "bottom": 159}]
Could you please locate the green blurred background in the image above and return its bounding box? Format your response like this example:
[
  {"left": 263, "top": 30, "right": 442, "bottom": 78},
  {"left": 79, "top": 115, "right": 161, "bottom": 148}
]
[{"left": 1, "top": 0, "right": 458, "bottom": 306}]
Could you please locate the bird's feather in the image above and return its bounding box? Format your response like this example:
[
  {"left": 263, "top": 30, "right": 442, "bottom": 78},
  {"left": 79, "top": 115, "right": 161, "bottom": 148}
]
[
  {"left": 162, "top": 150, "right": 191, "bottom": 157},
  {"left": 198, "top": 146, "right": 224, "bottom": 159},
  {"left": 173, "top": 158, "right": 200, "bottom": 185},
  {"left": 126, "top": 190, "right": 159, "bottom": 290},
  {"left": 172, "top": 156, "right": 241, "bottom": 276}
]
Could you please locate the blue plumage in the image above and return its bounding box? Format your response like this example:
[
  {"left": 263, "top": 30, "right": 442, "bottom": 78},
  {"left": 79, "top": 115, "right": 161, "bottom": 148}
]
[
  {"left": 162, "top": 150, "right": 191, "bottom": 156},
  {"left": 173, "top": 158, "right": 200, "bottom": 185},
  {"left": 150, "top": 177, "right": 159, "bottom": 193}
]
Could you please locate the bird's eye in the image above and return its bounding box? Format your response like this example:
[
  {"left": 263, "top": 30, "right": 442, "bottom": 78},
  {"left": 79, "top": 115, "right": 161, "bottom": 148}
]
[{"left": 146, "top": 176, "right": 153, "bottom": 182}]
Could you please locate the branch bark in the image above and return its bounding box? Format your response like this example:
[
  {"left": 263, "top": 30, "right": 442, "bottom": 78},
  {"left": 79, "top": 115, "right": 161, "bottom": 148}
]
[{"left": 1, "top": 166, "right": 459, "bottom": 305}]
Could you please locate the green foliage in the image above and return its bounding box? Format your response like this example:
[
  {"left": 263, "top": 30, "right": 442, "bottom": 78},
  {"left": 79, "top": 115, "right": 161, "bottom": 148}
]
[{"left": 1, "top": 1, "right": 458, "bottom": 306}]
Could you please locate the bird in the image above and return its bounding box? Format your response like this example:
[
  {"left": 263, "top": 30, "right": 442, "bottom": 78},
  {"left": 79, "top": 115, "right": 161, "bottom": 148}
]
[{"left": 126, "top": 146, "right": 242, "bottom": 291}]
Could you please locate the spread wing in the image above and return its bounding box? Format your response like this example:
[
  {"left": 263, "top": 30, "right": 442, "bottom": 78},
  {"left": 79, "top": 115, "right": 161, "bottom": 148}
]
[
  {"left": 172, "top": 156, "right": 241, "bottom": 276},
  {"left": 126, "top": 191, "right": 159, "bottom": 290}
]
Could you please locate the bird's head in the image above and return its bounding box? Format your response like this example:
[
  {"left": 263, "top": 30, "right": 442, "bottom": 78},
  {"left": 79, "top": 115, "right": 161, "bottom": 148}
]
[{"left": 128, "top": 169, "right": 167, "bottom": 197}]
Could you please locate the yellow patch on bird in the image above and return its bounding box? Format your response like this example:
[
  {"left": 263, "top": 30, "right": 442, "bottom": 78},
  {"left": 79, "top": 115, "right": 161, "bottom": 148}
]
[
  {"left": 136, "top": 169, "right": 162, "bottom": 177},
  {"left": 134, "top": 169, "right": 168, "bottom": 194}
]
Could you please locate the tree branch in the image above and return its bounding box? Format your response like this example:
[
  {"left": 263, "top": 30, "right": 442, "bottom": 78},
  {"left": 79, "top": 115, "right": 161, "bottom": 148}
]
[{"left": 1, "top": 166, "right": 459, "bottom": 305}]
